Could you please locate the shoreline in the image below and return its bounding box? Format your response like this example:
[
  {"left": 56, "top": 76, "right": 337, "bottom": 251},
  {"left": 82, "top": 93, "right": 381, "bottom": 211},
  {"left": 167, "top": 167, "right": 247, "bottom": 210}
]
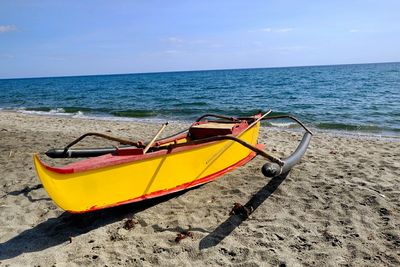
[
  {"left": 0, "top": 110, "right": 399, "bottom": 266},
  {"left": 1, "top": 109, "right": 399, "bottom": 142}
]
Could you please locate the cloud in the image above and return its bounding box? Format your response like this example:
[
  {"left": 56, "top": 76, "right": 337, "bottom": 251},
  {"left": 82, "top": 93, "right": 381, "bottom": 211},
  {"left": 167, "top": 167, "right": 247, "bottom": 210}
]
[
  {"left": 209, "top": 43, "right": 224, "bottom": 48},
  {"left": 258, "top": 27, "right": 272, "bottom": 32},
  {"left": 273, "top": 45, "right": 308, "bottom": 51},
  {"left": 163, "top": 50, "right": 181, "bottom": 54},
  {"left": 249, "top": 27, "right": 294, "bottom": 33},
  {"left": 165, "top": 37, "right": 184, "bottom": 44},
  {"left": 274, "top": 28, "right": 294, "bottom": 33},
  {"left": 0, "top": 24, "right": 17, "bottom": 33}
]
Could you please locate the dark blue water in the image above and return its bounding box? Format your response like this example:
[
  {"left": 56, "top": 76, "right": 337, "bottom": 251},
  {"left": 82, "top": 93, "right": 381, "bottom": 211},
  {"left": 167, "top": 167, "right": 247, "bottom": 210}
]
[{"left": 1, "top": 63, "right": 399, "bottom": 135}]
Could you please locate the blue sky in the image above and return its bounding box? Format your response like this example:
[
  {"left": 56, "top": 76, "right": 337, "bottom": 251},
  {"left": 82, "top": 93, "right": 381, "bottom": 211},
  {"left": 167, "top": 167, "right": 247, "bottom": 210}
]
[{"left": 1, "top": 0, "right": 399, "bottom": 78}]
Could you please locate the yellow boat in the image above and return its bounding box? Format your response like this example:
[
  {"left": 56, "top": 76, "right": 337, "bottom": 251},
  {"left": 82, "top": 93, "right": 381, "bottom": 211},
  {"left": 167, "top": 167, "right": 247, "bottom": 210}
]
[{"left": 33, "top": 111, "right": 312, "bottom": 213}]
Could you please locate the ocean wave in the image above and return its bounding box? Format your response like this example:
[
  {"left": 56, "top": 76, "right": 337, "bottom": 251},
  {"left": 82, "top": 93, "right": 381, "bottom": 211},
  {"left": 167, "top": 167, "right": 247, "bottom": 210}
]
[
  {"left": 315, "top": 122, "right": 400, "bottom": 135},
  {"left": 173, "top": 101, "right": 209, "bottom": 107},
  {"left": 72, "top": 111, "right": 85, "bottom": 118},
  {"left": 268, "top": 121, "right": 298, "bottom": 128},
  {"left": 18, "top": 107, "right": 82, "bottom": 117},
  {"left": 111, "top": 110, "right": 156, "bottom": 118},
  {"left": 316, "top": 122, "right": 382, "bottom": 132}
]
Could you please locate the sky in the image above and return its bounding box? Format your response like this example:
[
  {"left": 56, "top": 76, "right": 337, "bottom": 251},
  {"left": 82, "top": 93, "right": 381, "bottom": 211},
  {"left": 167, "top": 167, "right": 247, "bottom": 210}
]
[{"left": 0, "top": 0, "right": 400, "bottom": 78}]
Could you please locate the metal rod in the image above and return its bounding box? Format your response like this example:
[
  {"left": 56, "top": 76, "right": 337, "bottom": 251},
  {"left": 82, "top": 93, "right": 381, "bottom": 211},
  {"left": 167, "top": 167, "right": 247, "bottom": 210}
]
[
  {"left": 47, "top": 147, "right": 121, "bottom": 158},
  {"left": 261, "top": 115, "right": 313, "bottom": 177},
  {"left": 262, "top": 132, "right": 312, "bottom": 177},
  {"left": 169, "top": 134, "right": 284, "bottom": 166},
  {"left": 63, "top": 132, "right": 142, "bottom": 154},
  {"left": 195, "top": 114, "right": 241, "bottom": 122}
]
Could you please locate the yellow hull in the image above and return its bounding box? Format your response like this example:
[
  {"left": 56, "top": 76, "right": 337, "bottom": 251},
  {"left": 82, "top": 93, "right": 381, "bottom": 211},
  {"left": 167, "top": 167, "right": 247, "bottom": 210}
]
[{"left": 34, "top": 123, "right": 260, "bottom": 213}]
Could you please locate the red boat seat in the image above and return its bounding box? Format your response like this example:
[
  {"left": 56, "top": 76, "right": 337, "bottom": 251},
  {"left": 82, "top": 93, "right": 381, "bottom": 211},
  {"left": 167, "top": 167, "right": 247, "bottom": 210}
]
[{"left": 189, "top": 121, "right": 248, "bottom": 139}]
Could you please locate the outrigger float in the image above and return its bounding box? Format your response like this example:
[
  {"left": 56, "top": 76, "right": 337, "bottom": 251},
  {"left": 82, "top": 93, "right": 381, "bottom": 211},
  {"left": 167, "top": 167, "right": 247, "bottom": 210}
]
[{"left": 33, "top": 111, "right": 312, "bottom": 213}]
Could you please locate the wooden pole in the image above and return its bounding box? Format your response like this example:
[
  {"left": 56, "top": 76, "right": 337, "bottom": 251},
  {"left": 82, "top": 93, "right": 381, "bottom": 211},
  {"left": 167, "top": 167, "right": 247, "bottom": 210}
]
[{"left": 143, "top": 122, "right": 169, "bottom": 154}]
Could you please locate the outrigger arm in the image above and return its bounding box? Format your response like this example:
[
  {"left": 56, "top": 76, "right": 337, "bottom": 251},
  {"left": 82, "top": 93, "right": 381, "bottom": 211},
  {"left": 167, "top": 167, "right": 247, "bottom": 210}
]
[
  {"left": 174, "top": 114, "right": 313, "bottom": 177},
  {"left": 44, "top": 112, "right": 312, "bottom": 178},
  {"left": 260, "top": 115, "right": 313, "bottom": 177}
]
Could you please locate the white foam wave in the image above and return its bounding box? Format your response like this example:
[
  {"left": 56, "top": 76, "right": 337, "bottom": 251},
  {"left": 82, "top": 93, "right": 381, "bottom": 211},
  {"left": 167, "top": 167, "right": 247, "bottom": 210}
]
[
  {"left": 49, "top": 108, "right": 65, "bottom": 113},
  {"left": 18, "top": 107, "right": 82, "bottom": 118},
  {"left": 6, "top": 107, "right": 186, "bottom": 125},
  {"left": 80, "top": 114, "right": 170, "bottom": 124},
  {"left": 269, "top": 121, "right": 298, "bottom": 128},
  {"left": 72, "top": 111, "right": 85, "bottom": 118}
]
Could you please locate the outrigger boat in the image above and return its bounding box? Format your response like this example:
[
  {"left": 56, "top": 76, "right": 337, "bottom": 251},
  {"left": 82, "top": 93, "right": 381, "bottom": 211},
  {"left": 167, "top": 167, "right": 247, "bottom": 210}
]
[{"left": 33, "top": 111, "right": 312, "bottom": 213}]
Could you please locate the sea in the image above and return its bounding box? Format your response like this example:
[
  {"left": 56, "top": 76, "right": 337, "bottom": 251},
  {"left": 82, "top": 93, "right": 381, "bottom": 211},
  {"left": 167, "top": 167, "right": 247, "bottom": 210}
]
[{"left": 1, "top": 62, "right": 399, "bottom": 137}]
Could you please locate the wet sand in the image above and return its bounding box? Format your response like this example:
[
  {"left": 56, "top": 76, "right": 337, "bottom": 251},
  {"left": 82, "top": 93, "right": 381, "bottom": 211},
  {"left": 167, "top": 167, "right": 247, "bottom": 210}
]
[{"left": 0, "top": 111, "right": 399, "bottom": 266}]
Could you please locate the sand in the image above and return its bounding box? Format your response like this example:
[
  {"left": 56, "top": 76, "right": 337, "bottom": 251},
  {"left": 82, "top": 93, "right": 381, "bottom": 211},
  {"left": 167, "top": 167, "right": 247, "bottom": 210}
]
[{"left": 0, "top": 111, "right": 399, "bottom": 266}]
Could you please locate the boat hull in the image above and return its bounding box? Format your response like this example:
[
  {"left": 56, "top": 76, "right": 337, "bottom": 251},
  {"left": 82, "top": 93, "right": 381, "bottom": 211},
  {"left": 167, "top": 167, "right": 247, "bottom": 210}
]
[{"left": 34, "top": 123, "right": 260, "bottom": 213}]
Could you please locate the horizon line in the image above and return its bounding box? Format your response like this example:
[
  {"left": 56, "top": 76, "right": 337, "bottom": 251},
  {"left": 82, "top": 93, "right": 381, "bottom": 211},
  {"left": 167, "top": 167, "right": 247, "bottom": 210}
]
[{"left": 1, "top": 61, "right": 399, "bottom": 80}]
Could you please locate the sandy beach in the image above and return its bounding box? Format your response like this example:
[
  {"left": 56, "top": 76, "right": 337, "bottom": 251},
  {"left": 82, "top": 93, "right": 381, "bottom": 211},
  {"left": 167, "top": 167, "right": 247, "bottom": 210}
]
[{"left": 0, "top": 111, "right": 399, "bottom": 266}]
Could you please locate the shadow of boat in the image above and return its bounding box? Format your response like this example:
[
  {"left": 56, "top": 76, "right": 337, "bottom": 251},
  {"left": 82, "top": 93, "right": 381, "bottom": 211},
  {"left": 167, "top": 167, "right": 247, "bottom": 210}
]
[
  {"left": 0, "top": 171, "right": 289, "bottom": 259},
  {"left": 199, "top": 172, "right": 289, "bottom": 250},
  {"left": 0, "top": 189, "right": 189, "bottom": 261}
]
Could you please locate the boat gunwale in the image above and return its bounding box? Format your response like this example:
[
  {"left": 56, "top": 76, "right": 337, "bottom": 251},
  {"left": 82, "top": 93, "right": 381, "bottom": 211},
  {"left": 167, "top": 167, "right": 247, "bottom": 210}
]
[{"left": 36, "top": 119, "right": 260, "bottom": 175}]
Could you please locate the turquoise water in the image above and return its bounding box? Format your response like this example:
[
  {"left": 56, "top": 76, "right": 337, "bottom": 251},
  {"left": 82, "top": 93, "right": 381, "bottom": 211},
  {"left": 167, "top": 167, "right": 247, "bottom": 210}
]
[{"left": 0, "top": 62, "right": 399, "bottom": 135}]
